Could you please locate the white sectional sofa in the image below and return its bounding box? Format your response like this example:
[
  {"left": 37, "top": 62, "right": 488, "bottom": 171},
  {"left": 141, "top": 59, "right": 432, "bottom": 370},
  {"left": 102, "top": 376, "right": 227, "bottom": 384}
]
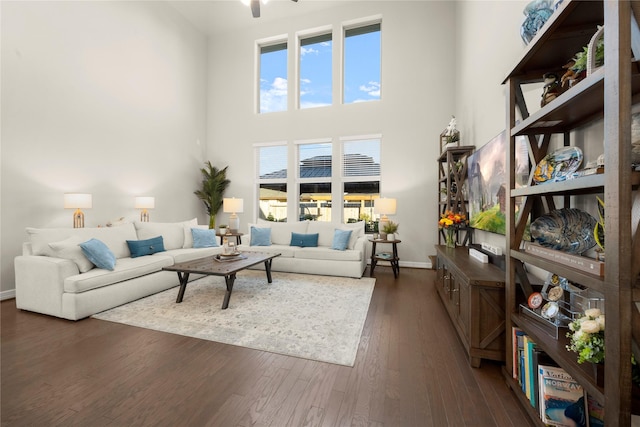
[
  {"left": 14, "top": 218, "right": 367, "bottom": 321},
  {"left": 14, "top": 219, "right": 222, "bottom": 320},
  {"left": 237, "top": 219, "right": 367, "bottom": 279}
]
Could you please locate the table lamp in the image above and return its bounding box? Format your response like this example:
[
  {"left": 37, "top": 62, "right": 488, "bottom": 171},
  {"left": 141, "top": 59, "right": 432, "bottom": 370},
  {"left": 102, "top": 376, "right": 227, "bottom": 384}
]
[
  {"left": 223, "top": 197, "right": 244, "bottom": 232},
  {"left": 134, "top": 196, "right": 155, "bottom": 222},
  {"left": 374, "top": 197, "right": 396, "bottom": 236},
  {"left": 64, "top": 193, "right": 92, "bottom": 228}
]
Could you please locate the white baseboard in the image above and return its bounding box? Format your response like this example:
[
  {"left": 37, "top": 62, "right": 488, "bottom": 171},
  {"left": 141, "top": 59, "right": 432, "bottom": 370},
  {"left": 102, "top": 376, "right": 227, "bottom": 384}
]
[{"left": 1, "top": 289, "right": 16, "bottom": 301}]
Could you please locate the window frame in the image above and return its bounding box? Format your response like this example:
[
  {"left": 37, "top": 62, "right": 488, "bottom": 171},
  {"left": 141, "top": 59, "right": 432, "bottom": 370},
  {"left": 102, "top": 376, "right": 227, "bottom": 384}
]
[
  {"left": 341, "top": 16, "right": 382, "bottom": 105},
  {"left": 296, "top": 26, "right": 334, "bottom": 110},
  {"left": 256, "top": 35, "right": 289, "bottom": 114},
  {"left": 255, "top": 141, "right": 289, "bottom": 222}
]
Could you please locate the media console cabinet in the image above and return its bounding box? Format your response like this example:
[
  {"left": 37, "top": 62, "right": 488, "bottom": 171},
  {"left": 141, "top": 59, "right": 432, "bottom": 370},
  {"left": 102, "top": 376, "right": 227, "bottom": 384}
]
[{"left": 434, "top": 245, "right": 506, "bottom": 367}]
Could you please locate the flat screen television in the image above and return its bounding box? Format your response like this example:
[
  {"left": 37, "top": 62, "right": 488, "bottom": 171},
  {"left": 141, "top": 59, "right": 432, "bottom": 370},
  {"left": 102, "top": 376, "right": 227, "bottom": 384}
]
[{"left": 467, "top": 130, "right": 529, "bottom": 235}]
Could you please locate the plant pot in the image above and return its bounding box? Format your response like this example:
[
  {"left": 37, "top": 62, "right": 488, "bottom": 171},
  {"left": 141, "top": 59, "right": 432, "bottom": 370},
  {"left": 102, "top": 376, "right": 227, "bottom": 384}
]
[
  {"left": 387, "top": 233, "right": 395, "bottom": 241},
  {"left": 219, "top": 228, "right": 227, "bottom": 235}
]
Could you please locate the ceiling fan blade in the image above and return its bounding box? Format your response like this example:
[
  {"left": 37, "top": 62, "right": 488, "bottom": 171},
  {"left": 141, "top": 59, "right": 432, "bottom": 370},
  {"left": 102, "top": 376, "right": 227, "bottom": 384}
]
[
  {"left": 291, "top": 0, "right": 298, "bottom": 2},
  {"left": 250, "top": 0, "right": 260, "bottom": 18}
]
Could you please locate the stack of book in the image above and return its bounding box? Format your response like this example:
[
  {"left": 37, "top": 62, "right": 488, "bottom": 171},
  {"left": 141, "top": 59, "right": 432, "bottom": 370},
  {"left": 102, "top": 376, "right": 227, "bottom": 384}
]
[{"left": 512, "top": 327, "right": 604, "bottom": 426}]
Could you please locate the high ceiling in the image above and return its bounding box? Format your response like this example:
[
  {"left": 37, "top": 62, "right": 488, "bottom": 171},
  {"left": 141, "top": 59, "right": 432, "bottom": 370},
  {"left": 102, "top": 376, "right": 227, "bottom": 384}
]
[{"left": 166, "top": 0, "right": 344, "bottom": 36}]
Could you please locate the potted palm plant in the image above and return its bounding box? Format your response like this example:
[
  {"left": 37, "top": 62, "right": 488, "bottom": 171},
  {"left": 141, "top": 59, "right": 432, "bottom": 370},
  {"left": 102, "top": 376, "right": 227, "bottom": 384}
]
[{"left": 194, "top": 162, "right": 230, "bottom": 229}]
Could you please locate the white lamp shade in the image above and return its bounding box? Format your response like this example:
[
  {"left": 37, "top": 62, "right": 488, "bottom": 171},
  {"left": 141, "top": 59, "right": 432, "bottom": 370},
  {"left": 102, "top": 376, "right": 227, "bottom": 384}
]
[
  {"left": 64, "top": 193, "right": 92, "bottom": 209},
  {"left": 374, "top": 197, "right": 396, "bottom": 215},
  {"left": 134, "top": 196, "right": 155, "bottom": 209},
  {"left": 223, "top": 198, "right": 244, "bottom": 213}
]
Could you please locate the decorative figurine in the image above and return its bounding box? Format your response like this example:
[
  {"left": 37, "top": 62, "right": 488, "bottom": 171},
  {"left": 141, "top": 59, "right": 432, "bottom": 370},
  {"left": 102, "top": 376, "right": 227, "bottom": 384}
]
[{"left": 540, "top": 72, "right": 562, "bottom": 107}]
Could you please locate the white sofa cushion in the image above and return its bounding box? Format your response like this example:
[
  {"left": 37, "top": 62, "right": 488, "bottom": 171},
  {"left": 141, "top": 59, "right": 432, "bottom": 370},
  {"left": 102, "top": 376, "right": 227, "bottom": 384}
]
[
  {"left": 306, "top": 220, "right": 365, "bottom": 250},
  {"left": 48, "top": 236, "right": 94, "bottom": 273},
  {"left": 254, "top": 220, "right": 309, "bottom": 245},
  {"left": 63, "top": 255, "right": 174, "bottom": 293},
  {"left": 294, "top": 247, "right": 362, "bottom": 262},
  {"left": 26, "top": 223, "right": 138, "bottom": 259},
  {"left": 134, "top": 218, "right": 197, "bottom": 250},
  {"left": 161, "top": 247, "right": 223, "bottom": 264},
  {"left": 239, "top": 244, "right": 296, "bottom": 258},
  {"left": 183, "top": 224, "right": 209, "bottom": 248}
]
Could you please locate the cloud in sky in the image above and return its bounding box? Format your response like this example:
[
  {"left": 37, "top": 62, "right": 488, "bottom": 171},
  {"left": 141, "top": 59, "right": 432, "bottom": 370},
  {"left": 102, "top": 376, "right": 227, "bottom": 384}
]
[
  {"left": 260, "top": 77, "right": 288, "bottom": 113},
  {"left": 301, "top": 46, "right": 318, "bottom": 56},
  {"left": 359, "top": 81, "right": 380, "bottom": 97}
]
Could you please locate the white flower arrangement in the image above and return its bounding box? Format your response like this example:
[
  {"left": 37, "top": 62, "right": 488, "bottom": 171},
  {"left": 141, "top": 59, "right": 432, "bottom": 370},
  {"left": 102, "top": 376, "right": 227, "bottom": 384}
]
[{"left": 566, "top": 308, "right": 605, "bottom": 364}]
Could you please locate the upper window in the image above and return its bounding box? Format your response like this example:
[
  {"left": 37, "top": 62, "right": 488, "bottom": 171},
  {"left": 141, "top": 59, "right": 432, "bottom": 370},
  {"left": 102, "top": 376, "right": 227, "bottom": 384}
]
[
  {"left": 299, "top": 33, "right": 333, "bottom": 109},
  {"left": 343, "top": 23, "right": 381, "bottom": 104},
  {"left": 260, "top": 42, "right": 288, "bottom": 113}
]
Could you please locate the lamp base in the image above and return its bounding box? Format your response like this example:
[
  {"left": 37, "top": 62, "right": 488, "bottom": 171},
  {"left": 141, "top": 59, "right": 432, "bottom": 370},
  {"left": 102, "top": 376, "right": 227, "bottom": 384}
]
[
  {"left": 140, "top": 209, "right": 150, "bottom": 222},
  {"left": 229, "top": 214, "right": 240, "bottom": 233},
  {"left": 73, "top": 209, "right": 85, "bottom": 228}
]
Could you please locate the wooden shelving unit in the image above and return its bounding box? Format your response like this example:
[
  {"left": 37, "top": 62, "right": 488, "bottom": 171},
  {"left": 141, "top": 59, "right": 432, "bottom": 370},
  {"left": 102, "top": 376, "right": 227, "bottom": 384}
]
[
  {"left": 437, "top": 145, "right": 474, "bottom": 246},
  {"left": 503, "top": 1, "right": 640, "bottom": 425}
]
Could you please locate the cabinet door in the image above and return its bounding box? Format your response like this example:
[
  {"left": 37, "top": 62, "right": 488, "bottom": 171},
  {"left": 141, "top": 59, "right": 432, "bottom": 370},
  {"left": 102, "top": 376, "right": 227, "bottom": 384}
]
[
  {"left": 449, "top": 272, "right": 461, "bottom": 316},
  {"left": 458, "top": 279, "right": 470, "bottom": 341}
]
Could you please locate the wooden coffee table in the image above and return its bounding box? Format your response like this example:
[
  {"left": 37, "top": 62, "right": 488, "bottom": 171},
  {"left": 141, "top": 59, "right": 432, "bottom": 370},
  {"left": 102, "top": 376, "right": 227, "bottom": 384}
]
[{"left": 163, "top": 252, "right": 281, "bottom": 309}]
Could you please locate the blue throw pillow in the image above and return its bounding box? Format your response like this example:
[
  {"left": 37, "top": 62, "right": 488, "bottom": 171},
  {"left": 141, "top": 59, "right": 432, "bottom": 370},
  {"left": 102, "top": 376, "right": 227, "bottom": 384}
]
[
  {"left": 250, "top": 226, "right": 272, "bottom": 246},
  {"left": 79, "top": 238, "right": 116, "bottom": 270},
  {"left": 331, "top": 229, "right": 353, "bottom": 251},
  {"left": 126, "top": 236, "right": 166, "bottom": 258},
  {"left": 290, "top": 232, "right": 319, "bottom": 248},
  {"left": 191, "top": 228, "right": 218, "bottom": 248}
]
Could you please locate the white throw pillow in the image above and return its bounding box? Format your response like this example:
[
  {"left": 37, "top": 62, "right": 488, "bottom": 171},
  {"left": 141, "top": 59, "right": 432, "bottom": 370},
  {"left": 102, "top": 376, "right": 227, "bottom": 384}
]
[
  {"left": 48, "top": 236, "right": 94, "bottom": 273},
  {"left": 183, "top": 224, "right": 209, "bottom": 248},
  {"left": 257, "top": 219, "right": 309, "bottom": 245},
  {"left": 341, "top": 221, "right": 365, "bottom": 249},
  {"left": 135, "top": 218, "right": 197, "bottom": 250}
]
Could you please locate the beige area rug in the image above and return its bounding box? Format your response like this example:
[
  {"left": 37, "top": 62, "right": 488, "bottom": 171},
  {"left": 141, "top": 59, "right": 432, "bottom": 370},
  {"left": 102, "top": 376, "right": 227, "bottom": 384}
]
[{"left": 92, "top": 270, "right": 375, "bottom": 366}]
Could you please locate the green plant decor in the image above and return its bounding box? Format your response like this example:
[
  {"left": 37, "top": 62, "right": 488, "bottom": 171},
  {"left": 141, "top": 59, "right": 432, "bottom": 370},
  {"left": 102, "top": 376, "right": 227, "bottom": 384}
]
[
  {"left": 382, "top": 221, "right": 399, "bottom": 234},
  {"left": 194, "top": 162, "right": 230, "bottom": 229}
]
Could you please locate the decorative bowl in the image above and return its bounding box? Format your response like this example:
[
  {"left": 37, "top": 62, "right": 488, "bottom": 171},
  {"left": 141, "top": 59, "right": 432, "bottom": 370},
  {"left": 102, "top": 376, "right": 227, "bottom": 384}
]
[
  {"left": 533, "top": 146, "right": 583, "bottom": 184},
  {"left": 530, "top": 208, "right": 596, "bottom": 254}
]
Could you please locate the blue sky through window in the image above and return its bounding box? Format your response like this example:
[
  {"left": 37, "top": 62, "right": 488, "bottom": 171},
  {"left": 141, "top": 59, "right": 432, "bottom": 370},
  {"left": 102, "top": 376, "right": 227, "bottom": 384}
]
[
  {"left": 344, "top": 28, "right": 381, "bottom": 104},
  {"left": 300, "top": 36, "right": 332, "bottom": 109},
  {"left": 260, "top": 44, "right": 287, "bottom": 113}
]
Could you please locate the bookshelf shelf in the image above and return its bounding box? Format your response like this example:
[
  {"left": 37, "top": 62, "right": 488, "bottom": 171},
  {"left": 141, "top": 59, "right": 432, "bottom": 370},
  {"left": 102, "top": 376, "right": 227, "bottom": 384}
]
[{"left": 503, "top": 1, "right": 639, "bottom": 424}]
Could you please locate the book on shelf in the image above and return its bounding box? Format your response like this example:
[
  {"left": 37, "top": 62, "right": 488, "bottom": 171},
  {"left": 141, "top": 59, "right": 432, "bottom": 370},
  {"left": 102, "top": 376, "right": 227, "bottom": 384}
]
[
  {"left": 376, "top": 252, "right": 393, "bottom": 260},
  {"left": 512, "top": 327, "right": 526, "bottom": 380},
  {"left": 538, "top": 364, "right": 586, "bottom": 427},
  {"left": 523, "top": 242, "right": 604, "bottom": 277}
]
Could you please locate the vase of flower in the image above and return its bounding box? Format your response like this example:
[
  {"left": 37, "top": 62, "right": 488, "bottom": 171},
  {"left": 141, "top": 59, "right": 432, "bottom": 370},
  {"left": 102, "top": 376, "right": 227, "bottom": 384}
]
[
  {"left": 439, "top": 211, "right": 467, "bottom": 249},
  {"left": 445, "top": 228, "right": 456, "bottom": 248}
]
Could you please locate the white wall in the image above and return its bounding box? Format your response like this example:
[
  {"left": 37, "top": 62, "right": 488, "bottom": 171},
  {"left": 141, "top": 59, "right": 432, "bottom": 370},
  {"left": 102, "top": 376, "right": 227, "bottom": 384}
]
[
  {"left": 206, "top": 1, "right": 457, "bottom": 267},
  {"left": 1, "top": 1, "right": 208, "bottom": 295}
]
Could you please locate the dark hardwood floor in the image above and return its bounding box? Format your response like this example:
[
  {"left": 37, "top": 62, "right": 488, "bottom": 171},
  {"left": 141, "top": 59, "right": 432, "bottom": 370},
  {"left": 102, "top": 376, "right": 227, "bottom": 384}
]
[{"left": 1, "top": 266, "right": 532, "bottom": 426}]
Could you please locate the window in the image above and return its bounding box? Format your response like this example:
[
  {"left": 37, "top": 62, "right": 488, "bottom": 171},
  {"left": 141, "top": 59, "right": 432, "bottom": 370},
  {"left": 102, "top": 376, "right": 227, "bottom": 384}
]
[
  {"left": 343, "top": 23, "right": 381, "bottom": 104},
  {"left": 298, "top": 142, "right": 332, "bottom": 222},
  {"left": 256, "top": 144, "right": 288, "bottom": 221},
  {"left": 342, "top": 137, "right": 380, "bottom": 230},
  {"left": 299, "top": 32, "right": 332, "bottom": 109},
  {"left": 259, "top": 42, "right": 288, "bottom": 113}
]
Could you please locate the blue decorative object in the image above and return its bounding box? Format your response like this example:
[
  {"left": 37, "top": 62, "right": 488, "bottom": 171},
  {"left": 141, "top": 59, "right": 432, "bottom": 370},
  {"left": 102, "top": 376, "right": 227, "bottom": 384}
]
[
  {"left": 533, "top": 146, "right": 583, "bottom": 184},
  {"left": 530, "top": 208, "right": 596, "bottom": 254},
  {"left": 290, "top": 232, "right": 319, "bottom": 248},
  {"left": 250, "top": 226, "right": 272, "bottom": 246},
  {"left": 80, "top": 238, "right": 117, "bottom": 270},
  {"left": 520, "top": 0, "right": 556, "bottom": 45},
  {"left": 126, "top": 236, "right": 166, "bottom": 257},
  {"left": 191, "top": 228, "right": 218, "bottom": 248},
  {"left": 331, "top": 229, "right": 353, "bottom": 251}
]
